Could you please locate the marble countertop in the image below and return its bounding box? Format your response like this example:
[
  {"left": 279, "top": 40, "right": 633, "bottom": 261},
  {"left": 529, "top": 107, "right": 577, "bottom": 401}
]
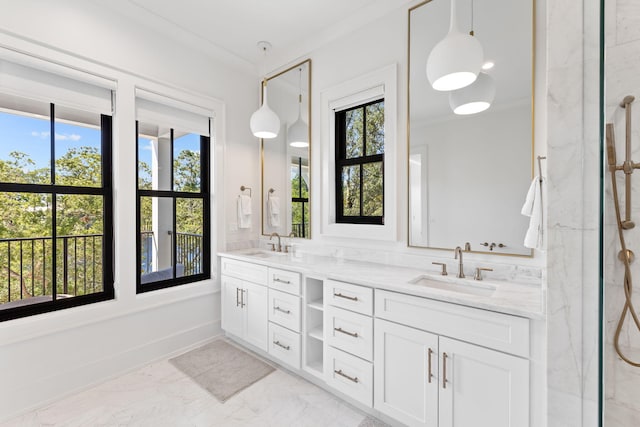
[{"left": 218, "top": 249, "right": 545, "bottom": 320}]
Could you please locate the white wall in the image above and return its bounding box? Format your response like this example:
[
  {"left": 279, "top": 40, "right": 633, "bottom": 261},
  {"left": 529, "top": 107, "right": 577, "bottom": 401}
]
[
  {"left": 604, "top": 0, "right": 640, "bottom": 424},
  {"left": 0, "top": 0, "right": 257, "bottom": 420}
]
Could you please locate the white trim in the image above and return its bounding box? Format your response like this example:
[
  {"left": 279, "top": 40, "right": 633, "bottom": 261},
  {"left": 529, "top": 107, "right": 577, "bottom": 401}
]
[{"left": 320, "top": 64, "right": 398, "bottom": 241}]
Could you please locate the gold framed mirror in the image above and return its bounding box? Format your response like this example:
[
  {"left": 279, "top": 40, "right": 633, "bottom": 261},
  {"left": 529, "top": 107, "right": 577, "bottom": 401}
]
[
  {"left": 261, "top": 59, "right": 311, "bottom": 238},
  {"left": 408, "top": 0, "right": 534, "bottom": 256}
]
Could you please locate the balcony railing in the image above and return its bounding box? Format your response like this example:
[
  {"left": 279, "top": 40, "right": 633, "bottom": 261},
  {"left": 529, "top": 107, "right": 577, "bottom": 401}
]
[
  {"left": 1, "top": 231, "right": 204, "bottom": 306},
  {"left": 0, "top": 234, "right": 103, "bottom": 305}
]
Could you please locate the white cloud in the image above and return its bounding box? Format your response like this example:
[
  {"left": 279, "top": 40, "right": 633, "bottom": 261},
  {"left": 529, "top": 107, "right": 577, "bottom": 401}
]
[
  {"left": 55, "top": 133, "right": 81, "bottom": 141},
  {"left": 31, "top": 131, "right": 50, "bottom": 139}
]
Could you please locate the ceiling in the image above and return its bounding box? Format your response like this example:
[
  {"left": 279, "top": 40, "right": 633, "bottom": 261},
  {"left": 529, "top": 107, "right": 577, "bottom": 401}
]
[{"left": 91, "top": 0, "right": 411, "bottom": 69}]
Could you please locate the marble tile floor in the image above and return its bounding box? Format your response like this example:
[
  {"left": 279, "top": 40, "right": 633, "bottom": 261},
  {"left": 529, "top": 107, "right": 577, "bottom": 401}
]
[{"left": 2, "top": 352, "right": 378, "bottom": 427}]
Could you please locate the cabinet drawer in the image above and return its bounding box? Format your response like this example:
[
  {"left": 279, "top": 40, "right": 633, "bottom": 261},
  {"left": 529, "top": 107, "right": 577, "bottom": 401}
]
[
  {"left": 268, "top": 322, "right": 301, "bottom": 369},
  {"left": 325, "top": 346, "right": 373, "bottom": 408},
  {"left": 375, "top": 289, "right": 530, "bottom": 358},
  {"left": 326, "top": 306, "right": 373, "bottom": 361},
  {"left": 220, "top": 258, "right": 268, "bottom": 284},
  {"left": 268, "top": 289, "right": 301, "bottom": 333},
  {"left": 325, "top": 280, "right": 373, "bottom": 316},
  {"left": 268, "top": 267, "right": 301, "bottom": 295}
]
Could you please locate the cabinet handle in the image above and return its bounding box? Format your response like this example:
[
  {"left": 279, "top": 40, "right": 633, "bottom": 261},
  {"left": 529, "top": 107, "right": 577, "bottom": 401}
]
[
  {"left": 241, "top": 289, "right": 246, "bottom": 308},
  {"left": 273, "top": 340, "right": 290, "bottom": 350},
  {"left": 273, "top": 277, "right": 291, "bottom": 284},
  {"left": 442, "top": 352, "right": 448, "bottom": 389},
  {"left": 334, "top": 369, "right": 359, "bottom": 383},
  {"left": 428, "top": 348, "right": 434, "bottom": 384},
  {"left": 236, "top": 288, "right": 240, "bottom": 307},
  {"left": 334, "top": 326, "right": 359, "bottom": 338},
  {"left": 333, "top": 292, "right": 358, "bottom": 301},
  {"left": 274, "top": 306, "right": 291, "bottom": 314}
]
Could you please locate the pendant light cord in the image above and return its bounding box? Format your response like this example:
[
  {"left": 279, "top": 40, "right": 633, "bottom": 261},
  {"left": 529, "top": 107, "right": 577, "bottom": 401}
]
[{"left": 470, "top": 0, "right": 474, "bottom": 36}]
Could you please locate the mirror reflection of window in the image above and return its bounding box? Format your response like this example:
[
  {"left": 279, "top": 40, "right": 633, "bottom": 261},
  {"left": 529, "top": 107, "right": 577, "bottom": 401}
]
[{"left": 290, "top": 156, "right": 309, "bottom": 238}]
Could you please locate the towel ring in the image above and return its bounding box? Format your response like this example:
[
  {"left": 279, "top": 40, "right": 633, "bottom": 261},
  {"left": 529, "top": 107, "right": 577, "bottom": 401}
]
[{"left": 240, "top": 185, "right": 252, "bottom": 197}]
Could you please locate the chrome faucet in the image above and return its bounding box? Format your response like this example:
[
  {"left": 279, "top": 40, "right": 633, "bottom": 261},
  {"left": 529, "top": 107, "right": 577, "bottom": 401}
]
[
  {"left": 269, "top": 232, "right": 281, "bottom": 252},
  {"left": 454, "top": 246, "right": 465, "bottom": 278}
]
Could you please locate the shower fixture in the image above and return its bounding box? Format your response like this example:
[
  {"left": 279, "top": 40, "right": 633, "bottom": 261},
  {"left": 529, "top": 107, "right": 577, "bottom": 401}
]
[{"left": 606, "top": 95, "right": 640, "bottom": 367}]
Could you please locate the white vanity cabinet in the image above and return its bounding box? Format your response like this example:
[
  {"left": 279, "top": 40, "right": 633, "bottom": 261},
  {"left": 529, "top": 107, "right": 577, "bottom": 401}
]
[
  {"left": 220, "top": 260, "right": 269, "bottom": 351},
  {"left": 374, "top": 290, "right": 530, "bottom": 427}
]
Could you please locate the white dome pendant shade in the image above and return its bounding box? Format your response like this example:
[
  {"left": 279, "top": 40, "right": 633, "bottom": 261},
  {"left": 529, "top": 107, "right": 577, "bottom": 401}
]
[
  {"left": 449, "top": 72, "right": 495, "bottom": 115},
  {"left": 250, "top": 81, "right": 280, "bottom": 139},
  {"left": 426, "top": 0, "right": 484, "bottom": 91},
  {"left": 288, "top": 68, "right": 309, "bottom": 148},
  {"left": 288, "top": 107, "right": 308, "bottom": 148}
]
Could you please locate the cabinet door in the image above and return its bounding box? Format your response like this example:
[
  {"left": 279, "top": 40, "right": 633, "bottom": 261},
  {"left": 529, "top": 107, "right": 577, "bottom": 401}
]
[
  {"left": 244, "top": 281, "right": 269, "bottom": 352},
  {"left": 374, "top": 319, "right": 438, "bottom": 427},
  {"left": 439, "top": 337, "right": 529, "bottom": 427},
  {"left": 221, "top": 275, "right": 244, "bottom": 339}
]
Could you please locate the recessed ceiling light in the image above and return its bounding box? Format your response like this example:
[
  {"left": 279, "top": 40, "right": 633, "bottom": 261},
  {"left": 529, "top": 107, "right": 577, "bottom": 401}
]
[{"left": 482, "top": 61, "right": 495, "bottom": 70}]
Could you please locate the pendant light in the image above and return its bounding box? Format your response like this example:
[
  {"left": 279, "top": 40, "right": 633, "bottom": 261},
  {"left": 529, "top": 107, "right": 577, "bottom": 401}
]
[
  {"left": 250, "top": 41, "right": 280, "bottom": 139},
  {"left": 288, "top": 67, "right": 308, "bottom": 148},
  {"left": 426, "top": 0, "right": 483, "bottom": 91},
  {"left": 449, "top": 71, "right": 495, "bottom": 115},
  {"left": 250, "top": 79, "right": 280, "bottom": 139}
]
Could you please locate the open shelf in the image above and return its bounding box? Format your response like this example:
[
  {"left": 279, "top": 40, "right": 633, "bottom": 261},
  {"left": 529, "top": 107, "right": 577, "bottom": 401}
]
[
  {"left": 304, "top": 359, "right": 324, "bottom": 378},
  {"left": 308, "top": 326, "right": 324, "bottom": 341},
  {"left": 307, "top": 299, "right": 324, "bottom": 311}
]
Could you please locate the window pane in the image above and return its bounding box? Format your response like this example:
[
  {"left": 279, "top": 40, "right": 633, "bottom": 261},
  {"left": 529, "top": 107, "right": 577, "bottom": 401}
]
[
  {"left": 0, "top": 110, "right": 51, "bottom": 185},
  {"left": 140, "top": 196, "right": 174, "bottom": 283},
  {"left": 291, "top": 201, "right": 310, "bottom": 238},
  {"left": 176, "top": 198, "right": 203, "bottom": 276},
  {"left": 0, "top": 193, "right": 52, "bottom": 306},
  {"left": 362, "top": 162, "right": 383, "bottom": 217},
  {"left": 55, "top": 106, "right": 102, "bottom": 187},
  {"left": 138, "top": 123, "right": 172, "bottom": 191},
  {"left": 365, "top": 101, "right": 384, "bottom": 156},
  {"left": 345, "top": 108, "right": 363, "bottom": 159},
  {"left": 56, "top": 194, "right": 104, "bottom": 298},
  {"left": 342, "top": 165, "right": 360, "bottom": 216},
  {"left": 138, "top": 136, "right": 153, "bottom": 190},
  {"left": 174, "top": 132, "right": 201, "bottom": 192}
]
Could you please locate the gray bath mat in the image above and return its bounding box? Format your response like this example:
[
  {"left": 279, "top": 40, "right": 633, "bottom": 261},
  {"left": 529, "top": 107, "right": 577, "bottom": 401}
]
[
  {"left": 170, "top": 339, "right": 275, "bottom": 402},
  {"left": 358, "top": 416, "right": 391, "bottom": 427}
]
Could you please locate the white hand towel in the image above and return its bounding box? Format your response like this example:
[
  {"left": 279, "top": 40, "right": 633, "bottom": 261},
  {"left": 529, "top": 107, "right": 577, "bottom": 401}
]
[
  {"left": 237, "top": 195, "right": 252, "bottom": 229},
  {"left": 521, "top": 176, "right": 545, "bottom": 250},
  {"left": 239, "top": 195, "right": 252, "bottom": 215},
  {"left": 268, "top": 196, "right": 280, "bottom": 227}
]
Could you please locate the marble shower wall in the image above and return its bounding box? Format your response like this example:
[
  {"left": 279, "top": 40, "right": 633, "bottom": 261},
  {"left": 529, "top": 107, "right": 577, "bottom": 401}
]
[
  {"left": 604, "top": 0, "right": 640, "bottom": 425},
  {"left": 545, "top": 0, "right": 601, "bottom": 425}
]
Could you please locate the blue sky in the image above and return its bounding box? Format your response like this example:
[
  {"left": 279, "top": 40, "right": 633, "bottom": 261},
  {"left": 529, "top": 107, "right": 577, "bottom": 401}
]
[{"left": 0, "top": 110, "right": 100, "bottom": 170}]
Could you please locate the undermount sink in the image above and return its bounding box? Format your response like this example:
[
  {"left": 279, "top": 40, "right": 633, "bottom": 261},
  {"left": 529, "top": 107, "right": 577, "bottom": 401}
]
[
  {"left": 243, "top": 250, "right": 288, "bottom": 258},
  {"left": 408, "top": 274, "right": 496, "bottom": 297}
]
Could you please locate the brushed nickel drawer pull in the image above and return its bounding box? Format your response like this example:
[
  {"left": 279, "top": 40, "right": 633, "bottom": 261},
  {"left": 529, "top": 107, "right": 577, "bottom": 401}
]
[
  {"left": 274, "top": 306, "right": 291, "bottom": 314},
  {"left": 333, "top": 292, "right": 358, "bottom": 301},
  {"left": 273, "top": 340, "right": 290, "bottom": 350},
  {"left": 274, "top": 277, "right": 291, "bottom": 284},
  {"left": 334, "top": 369, "right": 359, "bottom": 383},
  {"left": 236, "top": 288, "right": 240, "bottom": 307},
  {"left": 334, "top": 327, "right": 359, "bottom": 338},
  {"left": 428, "top": 348, "right": 434, "bottom": 384},
  {"left": 442, "top": 352, "right": 448, "bottom": 389}
]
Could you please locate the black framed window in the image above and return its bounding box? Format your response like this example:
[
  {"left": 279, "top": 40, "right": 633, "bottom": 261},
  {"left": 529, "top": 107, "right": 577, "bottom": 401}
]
[
  {"left": 291, "top": 156, "right": 309, "bottom": 237},
  {"left": 136, "top": 122, "right": 210, "bottom": 293},
  {"left": 335, "top": 99, "right": 384, "bottom": 224},
  {"left": 0, "top": 99, "right": 114, "bottom": 322}
]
